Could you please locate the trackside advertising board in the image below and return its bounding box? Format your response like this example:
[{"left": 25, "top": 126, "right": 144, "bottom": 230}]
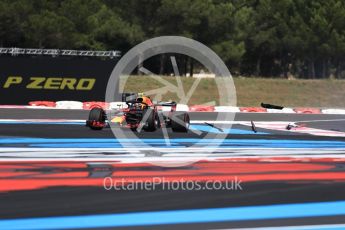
[{"left": 0, "top": 56, "right": 117, "bottom": 105}]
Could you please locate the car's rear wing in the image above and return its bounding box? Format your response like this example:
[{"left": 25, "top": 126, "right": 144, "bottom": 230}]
[
  {"left": 155, "top": 101, "right": 177, "bottom": 112},
  {"left": 122, "top": 92, "right": 138, "bottom": 102},
  {"left": 155, "top": 101, "right": 177, "bottom": 106}
]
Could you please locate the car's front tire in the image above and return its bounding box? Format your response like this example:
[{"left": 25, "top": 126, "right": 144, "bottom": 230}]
[
  {"left": 143, "top": 108, "right": 159, "bottom": 132},
  {"left": 87, "top": 107, "right": 106, "bottom": 130}
]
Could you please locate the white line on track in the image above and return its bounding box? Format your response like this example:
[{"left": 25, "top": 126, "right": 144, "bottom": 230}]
[
  {"left": 212, "top": 223, "right": 345, "bottom": 230},
  {"left": 0, "top": 118, "right": 344, "bottom": 125},
  {"left": 0, "top": 119, "right": 85, "bottom": 122}
]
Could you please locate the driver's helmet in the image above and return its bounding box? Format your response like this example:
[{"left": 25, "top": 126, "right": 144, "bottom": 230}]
[
  {"left": 141, "top": 96, "right": 153, "bottom": 106},
  {"left": 137, "top": 92, "right": 153, "bottom": 107}
]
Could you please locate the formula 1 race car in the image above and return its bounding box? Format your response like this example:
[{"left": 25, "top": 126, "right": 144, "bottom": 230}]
[{"left": 86, "top": 96, "right": 190, "bottom": 132}]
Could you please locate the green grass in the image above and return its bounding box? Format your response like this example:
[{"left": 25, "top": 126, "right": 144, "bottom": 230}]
[
  {"left": 121, "top": 76, "right": 345, "bottom": 108},
  {"left": 120, "top": 75, "right": 220, "bottom": 106}
]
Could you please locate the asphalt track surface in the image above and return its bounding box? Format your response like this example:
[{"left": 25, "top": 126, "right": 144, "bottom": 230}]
[{"left": 1, "top": 109, "right": 345, "bottom": 229}]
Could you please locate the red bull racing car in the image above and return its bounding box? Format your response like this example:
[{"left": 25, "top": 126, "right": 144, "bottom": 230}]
[{"left": 86, "top": 95, "right": 190, "bottom": 132}]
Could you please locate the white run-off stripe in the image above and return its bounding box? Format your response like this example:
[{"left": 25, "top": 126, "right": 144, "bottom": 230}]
[
  {"left": 1, "top": 147, "right": 345, "bottom": 162},
  {"left": 249, "top": 121, "right": 345, "bottom": 137}
]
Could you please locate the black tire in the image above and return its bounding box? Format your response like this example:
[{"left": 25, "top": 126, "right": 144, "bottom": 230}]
[
  {"left": 143, "top": 108, "right": 158, "bottom": 132},
  {"left": 171, "top": 112, "right": 190, "bottom": 132},
  {"left": 88, "top": 107, "right": 105, "bottom": 130}
]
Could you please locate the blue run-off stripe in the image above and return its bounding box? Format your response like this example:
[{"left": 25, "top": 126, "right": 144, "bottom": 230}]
[
  {"left": 1, "top": 138, "right": 345, "bottom": 148},
  {"left": 0, "top": 201, "right": 345, "bottom": 230}
]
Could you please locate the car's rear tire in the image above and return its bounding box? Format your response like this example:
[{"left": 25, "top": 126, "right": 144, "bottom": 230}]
[
  {"left": 171, "top": 112, "right": 190, "bottom": 132},
  {"left": 88, "top": 107, "right": 105, "bottom": 130},
  {"left": 143, "top": 108, "right": 159, "bottom": 132}
]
